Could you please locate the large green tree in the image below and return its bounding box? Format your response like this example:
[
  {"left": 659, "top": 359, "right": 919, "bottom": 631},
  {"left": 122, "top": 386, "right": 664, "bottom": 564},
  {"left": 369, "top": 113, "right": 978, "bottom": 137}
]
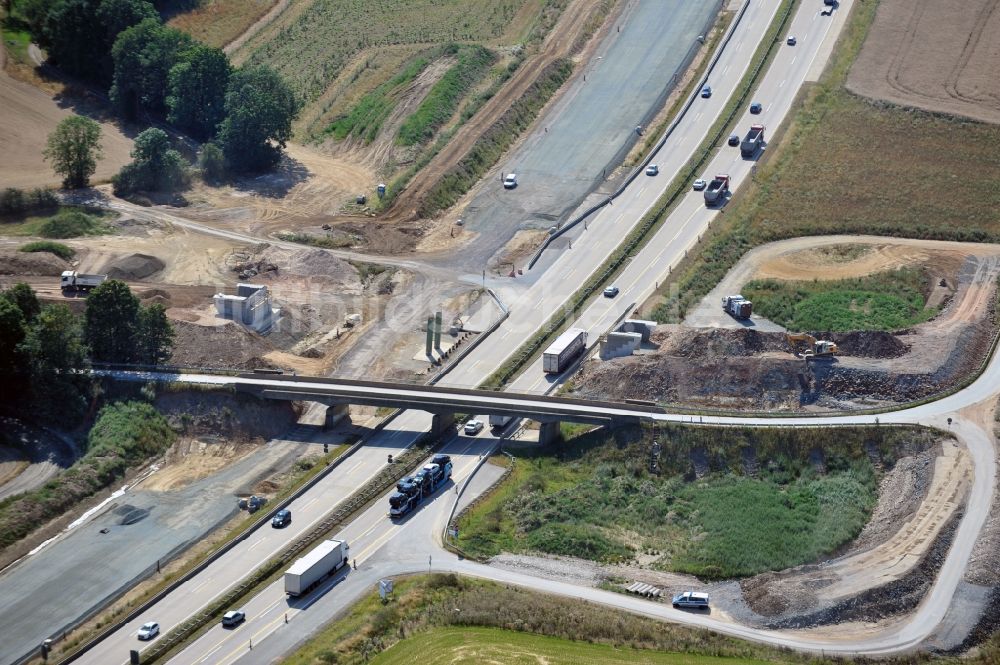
[
  {"left": 113, "top": 127, "right": 190, "bottom": 195},
  {"left": 3, "top": 283, "right": 42, "bottom": 323},
  {"left": 44, "top": 115, "right": 103, "bottom": 188},
  {"left": 111, "top": 19, "right": 193, "bottom": 120},
  {"left": 167, "top": 44, "right": 231, "bottom": 141},
  {"left": 0, "top": 298, "right": 26, "bottom": 376},
  {"left": 96, "top": 0, "right": 159, "bottom": 81},
  {"left": 84, "top": 279, "right": 140, "bottom": 362},
  {"left": 19, "top": 304, "right": 91, "bottom": 422},
  {"left": 138, "top": 303, "right": 174, "bottom": 364},
  {"left": 38, "top": 0, "right": 103, "bottom": 81},
  {"left": 217, "top": 65, "right": 299, "bottom": 173}
]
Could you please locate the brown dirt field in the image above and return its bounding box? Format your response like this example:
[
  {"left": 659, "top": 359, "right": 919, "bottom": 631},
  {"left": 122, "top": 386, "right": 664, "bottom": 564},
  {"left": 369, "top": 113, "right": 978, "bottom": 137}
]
[
  {"left": 141, "top": 438, "right": 260, "bottom": 492},
  {"left": 847, "top": 0, "right": 1000, "bottom": 124},
  {"left": 0, "top": 49, "right": 134, "bottom": 189},
  {"left": 167, "top": 0, "right": 279, "bottom": 50}
]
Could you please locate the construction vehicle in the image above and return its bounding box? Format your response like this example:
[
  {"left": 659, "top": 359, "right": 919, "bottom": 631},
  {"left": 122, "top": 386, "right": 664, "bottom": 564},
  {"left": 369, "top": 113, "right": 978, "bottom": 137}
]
[
  {"left": 388, "top": 455, "right": 453, "bottom": 519},
  {"left": 741, "top": 124, "right": 765, "bottom": 158},
  {"left": 543, "top": 328, "right": 587, "bottom": 373},
  {"left": 721, "top": 295, "right": 752, "bottom": 319},
  {"left": 284, "top": 539, "right": 349, "bottom": 596},
  {"left": 60, "top": 270, "right": 106, "bottom": 292},
  {"left": 703, "top": 174, "right": 730, "bottom": 206},
  {"left": 786, "top": 333, "right": 838, "bottom": 358}
]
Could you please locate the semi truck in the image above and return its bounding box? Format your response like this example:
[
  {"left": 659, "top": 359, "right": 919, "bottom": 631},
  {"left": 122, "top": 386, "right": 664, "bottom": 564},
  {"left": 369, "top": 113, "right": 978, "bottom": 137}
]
[
  {"left": 60, "top": 271, "right": 106, "bottom": 292},
  {"left": 721, "top": 295, "right": 752, "bottom": 319},
  {"left": 489, "top": 415, "right": 513, "bottom": 429},
  {"left": 703, "top": 174, "right": 730, "bottom": 206},
  {"left": 284, "top": 539, "right": 349, "bottom": 597},
  {"left": 388, "top": 455, "right": 453, "bottom": 519},
  {"left": 740, "top": 124, "right": 765, "bottom": 158},
  {"left": 542, "top": 328, "right": 587, "bottom": 373}
]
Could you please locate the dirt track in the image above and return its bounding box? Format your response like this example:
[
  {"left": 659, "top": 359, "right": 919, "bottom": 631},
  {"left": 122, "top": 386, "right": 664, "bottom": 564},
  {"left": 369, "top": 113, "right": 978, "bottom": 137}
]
[{"left": 847, "top": 0, "right": 1000, "bottom": 124}]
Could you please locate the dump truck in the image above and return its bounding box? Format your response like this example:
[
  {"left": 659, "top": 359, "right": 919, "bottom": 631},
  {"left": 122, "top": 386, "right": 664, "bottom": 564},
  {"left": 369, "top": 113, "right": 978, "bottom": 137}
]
[
  {"left": 703, "top": 174, "right": 730, "bottom": 206},
  {"left": 60, "top": 271, "right": 106, "bottom": 292},
  {"left": 786, "top": 333, "right": 838, "bottom": 358},
  {"left": 388, "top": 455, "right": 453, "bottom": 519},
  {"left": 284, "top": 539, "right": 348, "bottom": 597},
  {"left": 542, "top": 328, "right": 587, "bottom": 373},
  {"left": 741, "top": 124, "right": 765, "bottom": 158},
  {"left": 721, "top": 295, "right": 752, "bottom": 319}
]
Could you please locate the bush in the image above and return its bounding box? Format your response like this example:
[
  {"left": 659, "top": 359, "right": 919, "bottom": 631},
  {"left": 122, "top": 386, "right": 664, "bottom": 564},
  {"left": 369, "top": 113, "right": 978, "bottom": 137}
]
[
  {"left": 19, "top": 241, "right": 76, "bottom": 260},
  {"left": 36, "top": 209, "right": 106, "bottom": 238},
  {"left": 199, "top": 142, "right": 226, "bottom": 184},
  {"left": 0, "top": 187, "right": 59, "bottom": 217}
]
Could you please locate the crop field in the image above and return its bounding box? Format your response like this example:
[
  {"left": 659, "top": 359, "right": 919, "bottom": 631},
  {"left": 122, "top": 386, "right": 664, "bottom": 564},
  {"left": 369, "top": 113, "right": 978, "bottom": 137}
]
[
  {"left": 371, "top": 628, "right": 773, "bottom": 665},
  {"left": 166, "top": 0, "right": 278, "bottom": 49},
  {"left": 650, "top": 0, "right": 1000, "bottom": 323},
  {"left": 743, "top": 267, "right": 936, "bottom": 332},
  {"left": 456, "top": 424, "right": 935, "bottom": 578},
  {"left": 239, "top": 0, "right": 552, "bottom": 105}
]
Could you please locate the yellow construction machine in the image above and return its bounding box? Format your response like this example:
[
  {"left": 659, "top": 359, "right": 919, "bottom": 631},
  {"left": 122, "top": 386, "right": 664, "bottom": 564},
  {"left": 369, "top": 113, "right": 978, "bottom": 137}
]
[{"left": 786, "top": 333, "right": 838, "bottom": 358}]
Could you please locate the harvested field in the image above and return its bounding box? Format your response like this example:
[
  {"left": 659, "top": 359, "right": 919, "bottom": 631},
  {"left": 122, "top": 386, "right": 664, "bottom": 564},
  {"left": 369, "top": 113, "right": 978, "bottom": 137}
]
[
  {"left": 166, "top": 0, "right": 279, "bottom": 50},
  {"left": 847, "top": 0, "right": 1000, "bottom": 124}
]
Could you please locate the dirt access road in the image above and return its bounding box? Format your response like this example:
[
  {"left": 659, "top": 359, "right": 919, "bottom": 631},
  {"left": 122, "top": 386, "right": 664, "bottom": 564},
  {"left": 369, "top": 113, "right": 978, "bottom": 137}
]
[
  {"left": 847, "top": 0, "right": 1000, "bottom": 124},
  {"left": 0, "top": 48, "right": 133, "bottom": 188}
]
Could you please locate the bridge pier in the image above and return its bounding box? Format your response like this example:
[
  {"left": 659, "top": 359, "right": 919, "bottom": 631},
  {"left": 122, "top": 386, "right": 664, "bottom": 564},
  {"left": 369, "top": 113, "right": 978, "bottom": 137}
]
[
  {"left": 538, "top": 421, "right": 562, "bottom": 445},
  {"left": 324, "top": 403, "right": 351, "bottom": 429},
  {"left": 430, "top": 412, "right": 455, "bottom": 437}
]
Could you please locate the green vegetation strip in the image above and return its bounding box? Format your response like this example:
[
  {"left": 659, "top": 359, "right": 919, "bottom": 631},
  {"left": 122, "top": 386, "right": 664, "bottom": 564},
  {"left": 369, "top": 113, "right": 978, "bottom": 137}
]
[
  {"left": 482, "top": 0, "right": 798, "bottom": 390},
  {"left": 743, "top": 267, "right": 937, "bottom": 332},
  {"left": 419, "top": 58, "right": 574, "bottom": 218},
  {"left": 20, "top": 241, "right": 76, "bottom": 260},
  {"left": 276, "top": 231, "right": 353, "bottom": 249},
  {"left": 137, "top": 441, "right": 437, "bottom": 664},
  {"left": 1, "top": 208, "right": 113, "bottom": 238},
  {"left": 397, "top": 45, "right": 496, "bottom": 147},
  {"left": 456, "top": 422, "right": 929, "bottom": 578}
]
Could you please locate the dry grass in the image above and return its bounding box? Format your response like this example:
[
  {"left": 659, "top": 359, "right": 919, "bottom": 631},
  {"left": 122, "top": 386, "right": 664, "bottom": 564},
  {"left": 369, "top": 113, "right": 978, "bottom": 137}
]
[{"left": 167, "top": 0, "right": 279, "bottom": 49}]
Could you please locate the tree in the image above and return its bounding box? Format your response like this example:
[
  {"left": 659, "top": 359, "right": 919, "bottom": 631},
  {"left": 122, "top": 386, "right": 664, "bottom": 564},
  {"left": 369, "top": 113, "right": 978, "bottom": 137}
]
[
  {"left": 198, "top": 142, "right": 226, "bottom": 184},
  {"left": 217, "top": 66, "right": 299, "bottom": 173},
  {"left": 0, "top": 298, "right": 26, "bottom": 375},
  {"left": 84, "top": 279, "right": 140, "bottom": 362},
  {"left": 19, "top": 304, "right": 90, "bottom": 422},
  {"left": 167, "top": 45, "right": 231, "bottom": 141},
  {"left": 3, "top": 283, "right": 42, "bottom": 322},
  {"left": 96, "top": 0, "right": 159, "bottom": 81},
  {"left": 138, "top": 303, "right": 174, "bottom": 364},
  {"left": 39, "top": 0, "right": 104, "bottom": 81},
  {"left": 111, "top": 19, "right": 193, "bottom": 120},
  {"left": 113, "top": 128, "right": 190, "bottom": 195},
  {"left": 44, "top": 116, "right": 103, "bottom": 188}
]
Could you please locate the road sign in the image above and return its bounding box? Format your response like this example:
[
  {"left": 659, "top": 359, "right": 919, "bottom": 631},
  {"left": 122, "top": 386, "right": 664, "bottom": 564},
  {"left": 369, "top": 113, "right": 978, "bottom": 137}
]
[{"left": 379, "top": 579, "right": 394, "bottom": 600}]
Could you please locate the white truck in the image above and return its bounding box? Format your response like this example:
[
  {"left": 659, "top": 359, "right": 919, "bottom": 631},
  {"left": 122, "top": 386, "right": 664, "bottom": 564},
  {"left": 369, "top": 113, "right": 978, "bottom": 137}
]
[
  {"left": 60, "top": 271, "right": 106, "bottom": 292},
  {"left": 542, "top": 328, "right": 587, "bottom": 374},
  {"left": 489, "top": 415, "right": 513, "bottom": 428},
  {"left": 284, "top": 539, "right": 349, "bottom": 597}
]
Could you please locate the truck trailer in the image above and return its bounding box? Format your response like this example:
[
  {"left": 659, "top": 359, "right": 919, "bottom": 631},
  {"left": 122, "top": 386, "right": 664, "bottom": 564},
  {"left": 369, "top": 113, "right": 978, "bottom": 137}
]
[
  {"left": 388, "top": 455, "right": 453, "bottom": 519},
  {"left": 284, "top": 539, "right": 349, "bottom": 597},
  {"left": 542, "top": 328, "right": 587, "bottom": 373},
  {"left": 721, "top": 295, "right": 752, "bottom": 319},
  {"left": 60, "top": 271, "right": 107, "bottom": 292},
  {"left": 489, "top": 415, "right": 513, "bottom": 428},
  {"left": 703, "top": 175, "right": 730, "bottom": 206},
  {"left": 740, "top": 124, "right": 765, "bottom": 158}
]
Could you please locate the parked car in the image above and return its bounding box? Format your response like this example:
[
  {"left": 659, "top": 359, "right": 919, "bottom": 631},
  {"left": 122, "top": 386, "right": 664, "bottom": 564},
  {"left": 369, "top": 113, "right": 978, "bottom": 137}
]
[
  {"left": 750, "top": 102, "right": 763, "bottom": 114},
  {"left": 700, "top": 85, "right": 712, "bottom": 98},
  {"left": 464, "top": 420, "right": 484, "bottom": 435},
  {"left": 727, "top": 134, "right": 740, "bottom": 146},
  {"left": 272, "top": 509, "right": 292, "bottom": 528},
  {"left": 692, "top": 179, "right": 707, "bottom": 191},
  {"left": 222, "top": 610, "right": 246, "bottom": 627},
  {"left": 645, "top": 164, "right": 659, "bottom": 176},
  {"left": 787, "top": 35, "right": 797, "bottom": 45},
  {"left": 137, "top": 622, "right": 160, "bottom": 640},
  {"left": 503, "top": 173, "right": 517, "bottom": 189},
  {"left": 603, "top": 286, "right": 620, "bottom": 298},
  {"left": 672, "top": 591, "right": 710, "bottom": 609}
]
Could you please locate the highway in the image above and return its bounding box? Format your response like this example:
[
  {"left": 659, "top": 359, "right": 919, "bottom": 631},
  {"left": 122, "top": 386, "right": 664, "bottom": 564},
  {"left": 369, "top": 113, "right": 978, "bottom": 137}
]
[{"left": 66, "top": 0, "right": 999, "bottom": 662}]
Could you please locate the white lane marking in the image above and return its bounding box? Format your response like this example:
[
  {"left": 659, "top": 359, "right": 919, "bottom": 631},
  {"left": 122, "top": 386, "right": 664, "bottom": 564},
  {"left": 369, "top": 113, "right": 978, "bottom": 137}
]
[
  {"left": 778, "top": 79, "right": 785, "bottom": 88},
  {"left": 247, "top": 536, "right": 268, "bottom": 551},
  {"left": 346, "top": 460, "right": 364, "bottom": 474},
  {"left": 791, "top": 55, "right": 797, "bottom": 65},
  {"left": 301, "top": 497, "right": 319, "bottom": 510},
  {"left": 190, "top": 579, "right": 211, "bottom": 594}
]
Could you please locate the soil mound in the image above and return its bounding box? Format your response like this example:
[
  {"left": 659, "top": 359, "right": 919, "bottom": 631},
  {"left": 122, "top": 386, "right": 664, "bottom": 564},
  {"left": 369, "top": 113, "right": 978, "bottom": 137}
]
[
  {"left": 0, "top": 249, "right": 69, "bottom": 276},
  {"left": 170, "top": 320, "right": 274, "bottom": 370},
  {"left": 831, "top": 331, "right": 910, "bottom": 358},
  {"left": 103, "top": 253, "right": 165, "bottom": 280}
]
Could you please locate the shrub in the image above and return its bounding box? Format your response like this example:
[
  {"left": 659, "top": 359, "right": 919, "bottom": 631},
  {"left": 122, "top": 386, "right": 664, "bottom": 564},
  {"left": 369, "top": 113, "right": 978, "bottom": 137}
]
[
  {"left": 19, "top": 241, "right": 76, "bottom": 260},
  {"left": 0, "top": 187, "right": 59, "bottom": 217},
  {"left": 36, "top": 209, "right": 105, "bottom": 238}
]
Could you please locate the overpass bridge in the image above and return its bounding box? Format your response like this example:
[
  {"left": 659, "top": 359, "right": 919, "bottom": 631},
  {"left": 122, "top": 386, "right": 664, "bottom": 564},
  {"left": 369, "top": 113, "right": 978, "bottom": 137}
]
[{"left": 107, "top": 370, "right": 663, "bottom": 442}]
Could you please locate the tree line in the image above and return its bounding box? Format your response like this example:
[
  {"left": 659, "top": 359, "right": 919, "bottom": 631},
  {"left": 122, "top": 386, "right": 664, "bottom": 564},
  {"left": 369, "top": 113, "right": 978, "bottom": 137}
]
[
  {"left": 16, "top": 0, "right": 299, "bottom": 190},
  {"left": 0, "top": 280, "right": 174, "bottom": 424}
]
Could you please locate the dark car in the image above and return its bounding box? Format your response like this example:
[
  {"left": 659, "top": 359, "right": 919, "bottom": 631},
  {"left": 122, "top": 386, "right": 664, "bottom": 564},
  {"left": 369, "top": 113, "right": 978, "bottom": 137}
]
[
  {"left": 750, "top": 102, "right": 763, "bottom": 114},
  {"left": 700, "top": 85, "right": 712, "bottom": 98},
  {"left": 603, "top": 286, "right": 620, "bottom": 298},
  {"left": 271, "top": 509, "right": 291, "bottom": 528},
  {"left": 727, "top": 134, "right": 740, "bottom": 146}
]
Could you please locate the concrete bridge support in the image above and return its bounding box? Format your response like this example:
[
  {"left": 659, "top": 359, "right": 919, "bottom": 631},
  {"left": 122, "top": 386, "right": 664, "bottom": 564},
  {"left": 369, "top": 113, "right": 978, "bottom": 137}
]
[
  {"left": 538, "top": 421, "right": 562, "bottom": 445},
  {"left": 324, "top": 403, "right": 351, "bottom": 429},
  {"left": 430, "top": 412, "right": 455, "bottom": 437}
]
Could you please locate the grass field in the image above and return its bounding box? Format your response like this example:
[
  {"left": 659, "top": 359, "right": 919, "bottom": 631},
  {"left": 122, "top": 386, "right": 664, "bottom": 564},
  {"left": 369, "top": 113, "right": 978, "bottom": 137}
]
[
  {"left": 326, "top": 55, "right": 431, "bottom": 142},
  {"left": 649, "top": 0, "right": 1000, "bottom": 323},
  {"left": 371, "top": 627, "right": 773, "bottom": 665},
  {"left": 166, "top": 0, "right": 278, "bottom": 49},
  {"left": 1, "top": 12, "right": 32, "bottom": 67},
  {"left": 0, "top": 208, "right": 113, "bottom": 238},
  {"left": 742, "top": 268, "right": 936, "bottom": 332},
  {"left": 455, "top": 424, "right": 934, "bottom": 578},
  {"left": 19, "top": 241, "right": 75, "bottom": 260}
]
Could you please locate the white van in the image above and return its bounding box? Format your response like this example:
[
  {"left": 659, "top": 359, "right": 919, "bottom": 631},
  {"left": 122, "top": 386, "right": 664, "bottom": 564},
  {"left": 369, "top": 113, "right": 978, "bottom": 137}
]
[{"left": 672, "top": 591, "right": 710, "bottom": 609}]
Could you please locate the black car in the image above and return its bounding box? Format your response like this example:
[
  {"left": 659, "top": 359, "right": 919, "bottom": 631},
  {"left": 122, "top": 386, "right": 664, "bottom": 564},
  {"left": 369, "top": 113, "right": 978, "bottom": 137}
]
[
  {"left": 750, "top": 102, "right": 763, "bottom": 114},
  {"left": 727, "top": 134, "right": 740, "bottom": 146},
  {"left": 271, "top": 509, "right": 291, "bottom": 528}
]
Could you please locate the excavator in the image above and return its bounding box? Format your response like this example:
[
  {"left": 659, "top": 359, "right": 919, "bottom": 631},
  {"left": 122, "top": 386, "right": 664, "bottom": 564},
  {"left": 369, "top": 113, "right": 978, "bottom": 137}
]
[{"left": 786, "top": 333, "right": 838, "bottom": 359}]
